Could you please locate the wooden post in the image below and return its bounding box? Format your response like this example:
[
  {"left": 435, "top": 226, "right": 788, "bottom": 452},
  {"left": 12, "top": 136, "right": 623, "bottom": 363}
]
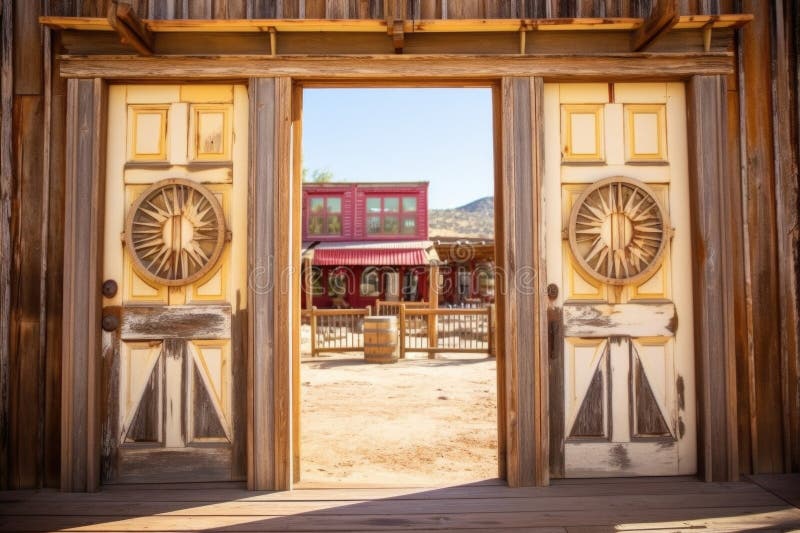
[
  {"left": 303, "top": 255, "right": 313, "bottom": 311},
  {"left": 310, "top": 306, "right": 317, "bottom": 357},
  {"left": 488, "top": 303, "right": 496, "bottom": 357},
  {"left": 399, "top": 303, "right": 406, "bottom": 359},
  {"left": 247, "top": 76, "right": 292, "bottom": 491},
  {"left": 427, "top": 264, "right": 439, "bottom": 358},
  {"left": 498, "top": 77, "right": 548, "bottom": 487},
  {"left": 686, "top": 75, "right": 739, "bottom": 482},
  {"left": 0, "top": 0, "right": 12, "bottom": 491},
  {"left": 61, "top": 78, "right": 107, "bottom": 492}
]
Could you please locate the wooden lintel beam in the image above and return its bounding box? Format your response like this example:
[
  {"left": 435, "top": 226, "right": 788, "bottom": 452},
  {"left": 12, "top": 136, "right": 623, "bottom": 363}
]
[
  {"left": 631, "top": 0, "right": 680, "bottom": 52},
  {"left": 107, "top": 1, "right": 153, "bottom": 56}
]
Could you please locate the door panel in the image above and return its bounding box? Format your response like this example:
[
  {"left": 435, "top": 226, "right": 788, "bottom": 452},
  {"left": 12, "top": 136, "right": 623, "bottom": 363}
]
[
  {"left": 102, "top": 84, "right": 248, "bottom": 483},
  {"left": 545, "top": 83, "right": 696, "bottom": 477}
]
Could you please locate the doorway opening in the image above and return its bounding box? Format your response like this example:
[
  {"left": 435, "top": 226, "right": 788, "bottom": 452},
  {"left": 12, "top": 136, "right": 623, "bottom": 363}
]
[{"left": 296, "top": 86, "right": 499, "bottom": 486}]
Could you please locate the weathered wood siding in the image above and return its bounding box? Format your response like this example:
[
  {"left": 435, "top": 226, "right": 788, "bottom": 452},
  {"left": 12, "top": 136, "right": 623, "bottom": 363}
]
[{"left": 0, "top": 0, "right": 797, "bottom": 488}]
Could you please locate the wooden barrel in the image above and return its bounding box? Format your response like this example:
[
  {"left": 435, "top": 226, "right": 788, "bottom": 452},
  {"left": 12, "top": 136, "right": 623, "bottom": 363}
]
[{"left": 363, "top": 316, "right": 399, "bottom": 364}]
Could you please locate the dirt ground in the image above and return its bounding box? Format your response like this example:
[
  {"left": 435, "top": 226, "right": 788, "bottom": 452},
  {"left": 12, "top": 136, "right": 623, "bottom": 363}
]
[{"left": 299, "top": 351, "right": 498, "bottom": 487}]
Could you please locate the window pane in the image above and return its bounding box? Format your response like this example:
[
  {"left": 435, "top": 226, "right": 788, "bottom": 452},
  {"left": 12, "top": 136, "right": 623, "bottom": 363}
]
[
  {"left": 367, "top": 215, "right": 381, "bottom": 234},
  {"left": 383, "top": 216, "right": 399, "bottom": 234},
  {"left": 327, "top": 197, "right": 341, "bottom": 213},
  {"left": 308, "top": 215, "right": 324, "bottom": 234},
  {"left": 402, "top": 197, "right": 417, "bottom": 212},
  {"left": 311, "top": 268, "right": 324, "bottom": 295},
  {"left": 402, "top": 217, "right": 416, "bottom": 234},
  {"left": 360, "top": 267, "right": 380, "bottom": 296},
  {"left": 326, "top": 214, "right": 341, "bottom": 234},
  {"left": 309, "top": 197, "right": 324, "bottom": 213},
  {"left": 384, "top": 197, "right": 399, "bottom": 212},
  {"left": 366, "top": 198, "right": 381, "bottom": 213}
]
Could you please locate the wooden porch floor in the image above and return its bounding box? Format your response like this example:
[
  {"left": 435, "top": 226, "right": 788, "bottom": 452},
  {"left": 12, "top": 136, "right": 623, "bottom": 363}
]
[{"left": 1, "top": 475, "right": 799, "bottom": 532}]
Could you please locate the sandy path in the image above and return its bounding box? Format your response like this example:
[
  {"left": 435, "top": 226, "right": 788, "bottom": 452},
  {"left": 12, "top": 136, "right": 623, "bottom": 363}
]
[{"left": 299, "top": 351, "right": 498, "bottom": 486}]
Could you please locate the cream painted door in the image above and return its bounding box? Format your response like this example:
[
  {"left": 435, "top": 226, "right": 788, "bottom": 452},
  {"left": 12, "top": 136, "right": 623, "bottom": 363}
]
[
  {"left": 101, "top": 85, "right": 248, "bottom": 483},
  {"left": 544, "top": 83, "right": 696, "bottom": 477}
]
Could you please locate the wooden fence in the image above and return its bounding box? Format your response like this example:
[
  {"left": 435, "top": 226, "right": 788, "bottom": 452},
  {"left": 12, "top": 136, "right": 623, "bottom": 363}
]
[
  {"left": 399, "top": 306, "right": 495, "bottom": 358},
  {"left": 374, "top": 299, "right": 429, "bottom": 316},
  {"left": 302, "top": 303, "right": 495, "bottom": 358},
  {"left": 302, "top": 306, "right": 371, "bottom": 356}
]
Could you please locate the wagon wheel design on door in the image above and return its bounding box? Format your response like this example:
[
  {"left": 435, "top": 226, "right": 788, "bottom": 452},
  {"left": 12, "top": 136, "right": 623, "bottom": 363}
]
[
  {"left": 125, "top": 178, "right": 227, "bottom": 286},
  {"left": 568, "top": 176, "right": 671, "bottom": 286}
]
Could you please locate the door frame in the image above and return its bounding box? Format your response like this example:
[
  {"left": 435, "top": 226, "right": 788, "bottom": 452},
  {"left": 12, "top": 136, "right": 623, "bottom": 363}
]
[{"left": 59, "top": 63, "right": 738, "bottom": 491}]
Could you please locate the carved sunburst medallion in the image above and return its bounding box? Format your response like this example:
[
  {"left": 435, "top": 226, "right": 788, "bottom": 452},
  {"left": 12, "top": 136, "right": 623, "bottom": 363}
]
[
  {"left": 125, "top": 178, "right": 226, "bottom": 287},
  {"left": 568, "top": 176, "right": 670, "bottom": 286}
]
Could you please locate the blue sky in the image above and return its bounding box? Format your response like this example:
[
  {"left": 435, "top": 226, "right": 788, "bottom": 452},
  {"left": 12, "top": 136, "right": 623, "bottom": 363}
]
[{"left": 302, "top": 88, "right": 494, "bottom": 210}]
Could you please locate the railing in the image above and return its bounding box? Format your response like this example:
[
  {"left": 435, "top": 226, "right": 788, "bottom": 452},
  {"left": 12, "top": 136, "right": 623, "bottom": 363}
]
[
  {"left": 374, "top": 299, "right": 429, "bottom": 317},
  {"left": 399, "top": 305, "right": 495, "bottom": 358},
  {"left": 302, "top": 306, "right": 372, "bottom": 356},
  {"left": 301, "top": 303, "right": 496, "bottom": 358}
]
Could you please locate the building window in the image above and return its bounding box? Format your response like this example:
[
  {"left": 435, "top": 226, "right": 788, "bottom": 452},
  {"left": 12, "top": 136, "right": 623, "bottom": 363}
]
[
  {"left": 360, "top": 267, "right": 380, "bottom": 297},
  {"left": 366, "top": 195, "right": 418, "bottom": 235},
  {"left": 308, "top": 196, "right": 342, "bottom": 235},
  {"left": 310, "top": 266, "right": 325, "bottom": 296}
]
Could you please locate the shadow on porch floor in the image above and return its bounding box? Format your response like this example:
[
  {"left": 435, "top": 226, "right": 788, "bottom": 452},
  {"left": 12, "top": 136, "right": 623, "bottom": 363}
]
[{"left": 1, "top": 475, "right": 799, "bottom": 532}]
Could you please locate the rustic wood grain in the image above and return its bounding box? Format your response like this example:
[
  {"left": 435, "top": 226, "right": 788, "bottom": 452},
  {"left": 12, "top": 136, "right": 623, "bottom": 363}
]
[
  {"left": 769, "top": 0, "right": 799, "bottom": 474},
  {"left": 563, "top": 303, "right": 677, "bottom": 338},
  {"left": 631, "top": 0, "right": 679, "bottom": 51},
  {"left": 247, "top": 77, "right": 274, "bottom": 491},
  {"left": 0, "top": 479, "right": 798, "bottom": 531},
  {"left": 56, "top": 53, "right": 736, "bottom": 81},
  {"left": 44, "top": 36, "right": 67, "bottom": 490},
  {"left": 740, "top": 0, "right": 786, "bottom": 474},
  {"left": 686, "top": 75, "right": 738, "bottom": 482},
  {"left": 290, "top": 82, "right": 302, "bottom": 483},
  {"left": 61, "top": 78, "right": 107, "bottom": 492},
  {"left": 547, "top": 305, "right": 563, "bottom": 478},
  {"left": 114, "top": 447, "right": 233, "bottom": 484},
  {"left": 120, "top": 305, "right": 232, "bottom": 340},
  {"left": 107, "top": 1, "right": 153, "bottom": 56},
  {"left": 498, "top": 76, "right": 546, "bottom": 487},
  {"left": 272, "top": 76, "right": 292, "bottom": 491},
  {"left": 9, "top": 95, "right": 45, "bottom": 489},
  {"left": 0, "top": 0, "right": 13, "bottom": 491}
]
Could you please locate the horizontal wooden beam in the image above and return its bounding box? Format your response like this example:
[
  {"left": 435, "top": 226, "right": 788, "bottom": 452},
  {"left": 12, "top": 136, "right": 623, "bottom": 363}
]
[
  {"left": 39, "top": 15, "right": 754, "bottom": 35},
  {"left": 56, "top": 53, "right": 735, "bottom": 81},
  {"left": 120, "top": 305, "right": 231, "bottom": 340},
  {"left": 563, "top": 302, "right": 677, "bottom": 338}
]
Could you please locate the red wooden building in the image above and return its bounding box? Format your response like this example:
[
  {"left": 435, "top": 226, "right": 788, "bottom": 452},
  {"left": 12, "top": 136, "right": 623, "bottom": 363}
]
[{"left": 301, "top": 182, "right": 438, "bottom": 309}]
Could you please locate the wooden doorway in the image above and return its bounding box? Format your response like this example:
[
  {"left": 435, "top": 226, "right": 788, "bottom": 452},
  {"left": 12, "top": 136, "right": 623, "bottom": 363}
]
[{"left": 292, "top": 84, "right": 504, "bottom": 485}]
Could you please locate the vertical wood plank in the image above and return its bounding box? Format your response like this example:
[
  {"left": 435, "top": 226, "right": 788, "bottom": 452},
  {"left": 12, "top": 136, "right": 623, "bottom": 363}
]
[
  {"left": 12, "top": 0, "right": 41, "bottom": 96},
  {"left": 326, "top": 0, "right": 349, "bottom": 18},
  {"left": 740, "top": 0, "right": 786, "bottom": 474},
  {"left": 272, "top": 76, "right": 292, "bottom": 491},
  {"left": 498, "top": 76, "right": 546, "bottom": 488},
  {"left": 248, "top": 77, "right": 292, "bottom": 491},
  {"left": 491, "top": 84, "right": 506, "bottom": 481},
  {"left": 686, "top": 75, "right": 738, "bottom": 482},
  {"left": 770, "top": 0, "right": 800, "bottom": 473},
  {"left": 0, "top": 0, "right": 13, "bottom": 491},
  {"left": 61, "top": 78, "right": 107, "bottom": 492},
  {"left": 291, "top": 83, "right": 303, "bottom": 484},
  {"left": 248, "top": 77, "right": 275, "bottom": 491},
  {"left": 9, "top": 95, "right": 45, "bottom": 489},
  {"left": 44, "top": 42, "right": 67, "bottom": 490}
]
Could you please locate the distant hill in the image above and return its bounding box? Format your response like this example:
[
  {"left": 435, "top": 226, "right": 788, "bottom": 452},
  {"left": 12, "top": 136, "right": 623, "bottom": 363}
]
[{"left": 428, "top": 196, "right": 494, "bottom": 240}]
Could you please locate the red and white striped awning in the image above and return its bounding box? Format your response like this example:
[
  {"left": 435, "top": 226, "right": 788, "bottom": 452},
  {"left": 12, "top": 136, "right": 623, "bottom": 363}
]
[{"left": 304, "top": 241, "right": 439, "bottom": 266}]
